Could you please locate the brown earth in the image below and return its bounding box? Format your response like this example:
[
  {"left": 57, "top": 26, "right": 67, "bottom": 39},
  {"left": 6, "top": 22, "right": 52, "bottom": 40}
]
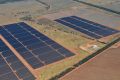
[{"left": 60, "top": 42, "right": 120, "bottom": 80}]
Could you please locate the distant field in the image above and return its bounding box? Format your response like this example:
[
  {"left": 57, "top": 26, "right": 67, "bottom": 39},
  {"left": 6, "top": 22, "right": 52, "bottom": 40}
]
[
  {"left": 0, "top": 0, "right": 78, "bottom": 20},
  {"left": 75, "top": 0, "right": 120, "bottom": 12}
]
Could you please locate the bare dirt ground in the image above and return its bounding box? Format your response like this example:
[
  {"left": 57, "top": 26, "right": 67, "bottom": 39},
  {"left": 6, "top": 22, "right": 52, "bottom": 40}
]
[{"left": 60, "top": 42, "right": 120, "bottom": 80}]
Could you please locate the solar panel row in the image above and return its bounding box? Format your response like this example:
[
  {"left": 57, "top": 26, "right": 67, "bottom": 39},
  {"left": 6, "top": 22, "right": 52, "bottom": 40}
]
[
  {"left": 0, "top": 40, "right": 36, "bottom": 80},
  {"left": 55, "top": 16, "right": 119, "bottom": 39},
  {"left": 0, "top": 22, "right": 74, "bottom": 69}
]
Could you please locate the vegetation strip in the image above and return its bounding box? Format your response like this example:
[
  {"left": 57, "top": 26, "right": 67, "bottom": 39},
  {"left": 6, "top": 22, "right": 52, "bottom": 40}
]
[
  {"left": 50, "top": 37, "right": 120, "bottom": 80},
  {"left": 73, "top": 0, "right": 120, "bottom": 15}
]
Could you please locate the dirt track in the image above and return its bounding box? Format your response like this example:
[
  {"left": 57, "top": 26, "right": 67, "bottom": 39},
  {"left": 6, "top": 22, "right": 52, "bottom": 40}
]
[{"left": 60, "top": 42, "right": 120, "bottom": 80}]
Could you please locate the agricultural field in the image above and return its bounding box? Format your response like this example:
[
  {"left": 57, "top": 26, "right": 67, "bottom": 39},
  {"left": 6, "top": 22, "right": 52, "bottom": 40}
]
[
  {"left": 75, "top": 0, "right": 120, "bottom": 12},
  {"left": 60, "top": 42, "right": 120, "bottom": 80},
  {"left": 0, "top": 0, "right": 78, "bottom": 19}
]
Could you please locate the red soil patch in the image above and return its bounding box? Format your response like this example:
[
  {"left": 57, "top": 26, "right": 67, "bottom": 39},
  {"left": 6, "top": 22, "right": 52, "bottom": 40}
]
[{"left": 60, "top": 43, "right": 120, "bottom": 80}]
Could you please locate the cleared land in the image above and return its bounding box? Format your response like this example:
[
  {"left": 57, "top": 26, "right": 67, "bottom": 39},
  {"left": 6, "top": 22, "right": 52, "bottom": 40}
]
[
  {"left": 76, "top": 0, "right": 120, "bottom": 12},
  {"left": 60, "top": 42, "right": 120, "bottom": 80}
]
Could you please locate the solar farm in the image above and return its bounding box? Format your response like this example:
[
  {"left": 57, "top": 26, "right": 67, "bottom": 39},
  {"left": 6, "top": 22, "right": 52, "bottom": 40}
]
[
  {"left": 0, "top": 39, "right": 36, "bottom": 80},
  {"left": 55, "top": 16, "right": 119, "bottom": 39},
  {"left": 0, "top": 15, "right": 119, "bottom": 80},
  {"left": 0, "top": 0, "right": 120, "bottom": 80},
  {"left": 0, "top": 22, "right": 76, "bottom": 80}
]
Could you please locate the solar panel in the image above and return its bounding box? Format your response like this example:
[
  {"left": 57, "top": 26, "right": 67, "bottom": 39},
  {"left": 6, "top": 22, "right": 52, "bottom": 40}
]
[
  {"left": 0, "top": 22, "right": 74, "bottom": 69},
  {"left": 55, "top": 16, "right": 119, "bottom": 39},
  {"left": 0, "top": 40, "right": 36, "bottom": 80}
]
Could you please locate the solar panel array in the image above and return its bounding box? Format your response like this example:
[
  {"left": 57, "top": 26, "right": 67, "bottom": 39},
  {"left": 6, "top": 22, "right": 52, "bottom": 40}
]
[
  {"left": 0, "top": 22, "right": 74, "bottom": 69},
  {"left": 0, "top": 40, "right": 36, "bottom": 80},
  {"left": 55, "top": 16, "right": 119, "bottom": 39}
]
